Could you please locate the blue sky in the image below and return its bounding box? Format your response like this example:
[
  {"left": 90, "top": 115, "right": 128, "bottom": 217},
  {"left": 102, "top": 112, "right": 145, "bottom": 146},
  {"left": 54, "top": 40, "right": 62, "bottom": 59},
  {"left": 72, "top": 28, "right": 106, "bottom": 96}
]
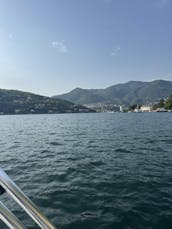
[{"left": 0, "top": 0, "right": 172, "bottom": 96}]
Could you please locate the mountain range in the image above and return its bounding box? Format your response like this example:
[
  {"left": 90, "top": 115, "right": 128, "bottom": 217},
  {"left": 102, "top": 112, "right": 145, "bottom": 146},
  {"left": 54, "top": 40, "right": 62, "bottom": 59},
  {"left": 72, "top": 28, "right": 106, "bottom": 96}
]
[
  {"left": 0, "top": 89, "right": 94, "bottom": 115},
  {"left": 54, "top": 80, "right": 172, "bottom": 106}
]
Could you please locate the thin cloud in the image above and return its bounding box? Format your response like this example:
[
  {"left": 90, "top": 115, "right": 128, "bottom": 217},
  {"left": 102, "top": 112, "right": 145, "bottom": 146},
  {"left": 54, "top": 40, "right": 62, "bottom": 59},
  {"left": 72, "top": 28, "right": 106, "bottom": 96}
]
[
  {"left": 110, "top": 47, "right": 121, "bottom": 56},
  {"left": 9, "top": 33, "right": 14, "bottom": 39},
  {"left": 0, "top": 30, "right": 14, "bottom": 40},
  {"left": 51, "top": 40, "right": 68, "bottom": 53}
]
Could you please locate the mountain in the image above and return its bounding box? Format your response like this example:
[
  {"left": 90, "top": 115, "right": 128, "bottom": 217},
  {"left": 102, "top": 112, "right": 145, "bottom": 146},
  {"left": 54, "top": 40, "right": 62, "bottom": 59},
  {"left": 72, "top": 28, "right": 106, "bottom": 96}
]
[
  {"left": 0, "top": 89, "right": 95, "bottom": 115},
  {"left": 53, "top": 80, "right": 172, "bottom": 106}
]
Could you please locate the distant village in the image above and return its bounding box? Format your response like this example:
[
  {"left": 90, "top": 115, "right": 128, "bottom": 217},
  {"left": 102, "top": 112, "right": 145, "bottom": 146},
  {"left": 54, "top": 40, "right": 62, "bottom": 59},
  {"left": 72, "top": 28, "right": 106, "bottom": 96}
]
[
  {"left": 85, "top": 103, "right": 172, "bottom": 113},
  {"left": 128, "top": 104, "right": 171, "bottom": 113},
  {"left": 84, "top": 95, "right": 172, "bottom": 113}
]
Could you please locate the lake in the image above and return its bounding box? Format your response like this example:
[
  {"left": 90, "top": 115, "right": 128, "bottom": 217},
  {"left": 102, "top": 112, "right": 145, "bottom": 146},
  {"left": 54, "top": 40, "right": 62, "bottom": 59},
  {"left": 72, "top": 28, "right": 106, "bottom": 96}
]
[{"left": 0, "top": 113, "right": 172, "bottom": 229}]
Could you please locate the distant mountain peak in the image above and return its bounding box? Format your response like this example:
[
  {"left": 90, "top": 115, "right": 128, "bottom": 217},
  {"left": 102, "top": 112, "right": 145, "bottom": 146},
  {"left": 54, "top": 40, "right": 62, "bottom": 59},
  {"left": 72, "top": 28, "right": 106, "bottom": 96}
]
[
  {"left": 53, "top": 80, "right": 172, "bottom": 106},
  {"left": 72, "top": 87, "right": 85, "bottom": 91}
]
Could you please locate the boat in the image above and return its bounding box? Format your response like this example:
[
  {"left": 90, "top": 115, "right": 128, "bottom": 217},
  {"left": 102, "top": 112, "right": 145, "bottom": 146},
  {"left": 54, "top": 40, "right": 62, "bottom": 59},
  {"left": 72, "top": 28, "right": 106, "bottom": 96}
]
[
  {"left": 0, "top": 168, "right": 56, "bottom": 229},
  {"left": 156, "top": 108, "right": 168, "bottom": 112}
]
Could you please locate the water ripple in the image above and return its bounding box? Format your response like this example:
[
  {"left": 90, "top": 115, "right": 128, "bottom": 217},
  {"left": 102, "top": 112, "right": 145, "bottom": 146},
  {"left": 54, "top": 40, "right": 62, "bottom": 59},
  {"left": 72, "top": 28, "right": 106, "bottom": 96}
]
[{"left": 0, "top": 113, "right": 172, "bottom": 229}]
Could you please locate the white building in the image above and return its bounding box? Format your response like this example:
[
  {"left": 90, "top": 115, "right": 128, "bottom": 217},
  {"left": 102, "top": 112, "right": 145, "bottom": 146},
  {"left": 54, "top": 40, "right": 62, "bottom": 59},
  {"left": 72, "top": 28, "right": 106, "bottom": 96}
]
[{"left": 140, "top": 105, "right": 152, "bottom": 112}]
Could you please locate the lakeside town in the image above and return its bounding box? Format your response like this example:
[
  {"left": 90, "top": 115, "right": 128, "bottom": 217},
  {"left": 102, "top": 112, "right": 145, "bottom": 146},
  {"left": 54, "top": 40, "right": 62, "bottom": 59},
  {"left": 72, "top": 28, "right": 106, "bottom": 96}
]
[
  {"left": 0, "top": 88, "right": 171, "bottom": 115},
  {"left": 85, "top": 94, "right": 172, "bottom": 113}
]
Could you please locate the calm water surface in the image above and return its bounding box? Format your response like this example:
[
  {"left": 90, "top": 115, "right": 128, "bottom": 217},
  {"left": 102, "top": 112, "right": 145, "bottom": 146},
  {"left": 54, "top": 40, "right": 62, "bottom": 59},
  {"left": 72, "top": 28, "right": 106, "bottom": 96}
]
[{"left": 0, "top": 113, "right": 172, "bottom": 229}]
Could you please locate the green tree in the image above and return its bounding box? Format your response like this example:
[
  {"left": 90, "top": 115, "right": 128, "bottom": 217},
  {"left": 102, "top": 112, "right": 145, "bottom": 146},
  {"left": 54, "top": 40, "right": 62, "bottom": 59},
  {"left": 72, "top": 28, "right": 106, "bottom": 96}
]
[
  {"left": 153, "top": 98, "right": 165, "bottom": 110},
  {"left": 165, "top": 95, "right": 172, "bottom": 110},
  {"left": 129, "top": 104, "right": 137, "bottom": 111}
]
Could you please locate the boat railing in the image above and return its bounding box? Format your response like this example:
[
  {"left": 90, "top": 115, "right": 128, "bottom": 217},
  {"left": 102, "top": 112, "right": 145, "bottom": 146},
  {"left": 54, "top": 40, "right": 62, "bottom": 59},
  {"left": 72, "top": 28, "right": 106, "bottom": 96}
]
[{"left": 0, "top": 168, "right": 56, "bottom": 229}]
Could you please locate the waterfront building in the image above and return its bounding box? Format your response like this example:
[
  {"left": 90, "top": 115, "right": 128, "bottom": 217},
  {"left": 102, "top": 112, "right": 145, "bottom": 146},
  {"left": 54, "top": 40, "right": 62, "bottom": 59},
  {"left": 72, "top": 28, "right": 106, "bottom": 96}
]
[{"left": 140, "top": 105, "right": 152, "bottom": 112}]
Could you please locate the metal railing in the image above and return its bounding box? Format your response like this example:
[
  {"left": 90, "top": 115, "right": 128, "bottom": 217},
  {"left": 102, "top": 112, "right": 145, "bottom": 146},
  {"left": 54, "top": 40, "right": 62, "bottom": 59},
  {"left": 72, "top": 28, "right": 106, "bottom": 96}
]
[{"left": 0, "top": 168, "right": 56, "bottom": 229}]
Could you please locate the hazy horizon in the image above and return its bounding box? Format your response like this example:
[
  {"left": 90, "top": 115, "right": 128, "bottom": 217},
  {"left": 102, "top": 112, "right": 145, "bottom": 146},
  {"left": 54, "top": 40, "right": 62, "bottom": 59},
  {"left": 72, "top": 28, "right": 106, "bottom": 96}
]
[
  {"left": 0, "top": 78, "right": 171, "bottom": 97},
  {"left": 0, "top": 0, "right": 172, "bottom": 96}
]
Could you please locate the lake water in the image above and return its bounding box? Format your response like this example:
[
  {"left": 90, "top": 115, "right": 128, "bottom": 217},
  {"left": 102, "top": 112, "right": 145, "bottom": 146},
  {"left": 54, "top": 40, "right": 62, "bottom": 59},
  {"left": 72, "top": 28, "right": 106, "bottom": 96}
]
[{"left": 0, "top": 113, "right": 172, "bottom": 229}]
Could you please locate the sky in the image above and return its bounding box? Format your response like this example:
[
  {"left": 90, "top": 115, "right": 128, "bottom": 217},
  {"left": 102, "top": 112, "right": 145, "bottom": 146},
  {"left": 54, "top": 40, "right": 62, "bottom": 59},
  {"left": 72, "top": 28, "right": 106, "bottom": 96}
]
[{"left": 0, "top": 0, "right": 172, "bottom": 96}]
